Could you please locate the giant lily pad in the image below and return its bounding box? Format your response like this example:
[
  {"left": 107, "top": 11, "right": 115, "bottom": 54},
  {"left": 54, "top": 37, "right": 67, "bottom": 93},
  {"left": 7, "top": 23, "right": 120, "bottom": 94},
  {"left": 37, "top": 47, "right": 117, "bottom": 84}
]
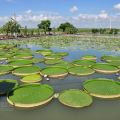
[
  {"left": 73, "top": 60, "right": 96, "bottom": 67},
  {"left": 84, "top": 78, "right": 120, "bottom": 98},
  {"left": 68, "top": 66, "right": 95, "bottom": 76},
  {"left": 40, "top": 67, "right": 68, "bottom": 78},
  {"left": 12, "top": 66, "right": 40, "bottom": 76},
  {"left": 7, "top": 84, "right": 54, "bottom": 108},
  {"left": 21, "top": 74, "right": 42, "bottom": 83},
  {"left": 58, "top": 89, "right": 93, "bottom": 108},
  {"left": 81, "top": 55, "right": 97, "bottom": 60},
  {"left": 8, "top": 59, "right": 33, "bottom": 67},
  {"left": 0, "top": 65, "right": 14, "bottom": 75},
  {"left": 92, "top": 63, "right": 119, "bottom": 74}
]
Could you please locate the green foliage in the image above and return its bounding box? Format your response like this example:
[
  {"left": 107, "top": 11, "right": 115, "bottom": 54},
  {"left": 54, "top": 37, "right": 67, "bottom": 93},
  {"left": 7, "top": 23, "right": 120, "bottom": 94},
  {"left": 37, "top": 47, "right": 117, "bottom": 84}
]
[
  {"left": 2, "top": 20, "right": 21, "bottom": 35},
  {"left": 91, "top": 29, "right": 99, "bottom": 34},
  {"left": 58, "top": 22, "right": 78, "bottom": 34},
  {"left": 38, "top": 20, "right": 51, "bottom": 34}
]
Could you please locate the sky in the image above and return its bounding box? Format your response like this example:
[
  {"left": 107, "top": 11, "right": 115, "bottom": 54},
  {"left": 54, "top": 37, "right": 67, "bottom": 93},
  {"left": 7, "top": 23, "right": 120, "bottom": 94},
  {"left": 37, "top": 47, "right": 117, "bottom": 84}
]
[{"left": 0, "top": 0, "right": 120, "bottom": 28}]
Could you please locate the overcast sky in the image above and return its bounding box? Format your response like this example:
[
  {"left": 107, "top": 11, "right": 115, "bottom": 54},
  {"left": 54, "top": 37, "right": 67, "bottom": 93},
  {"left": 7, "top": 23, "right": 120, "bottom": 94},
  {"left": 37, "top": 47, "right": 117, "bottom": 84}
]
[{"left": 0, "top": 0, "right": 120, "bottom": 28}]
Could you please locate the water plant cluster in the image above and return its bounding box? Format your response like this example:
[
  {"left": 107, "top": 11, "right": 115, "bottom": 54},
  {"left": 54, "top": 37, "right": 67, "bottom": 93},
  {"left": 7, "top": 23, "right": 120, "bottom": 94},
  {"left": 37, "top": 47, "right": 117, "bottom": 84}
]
[{"left": 0, "top": 37, "right": 120, "bottom": 108}]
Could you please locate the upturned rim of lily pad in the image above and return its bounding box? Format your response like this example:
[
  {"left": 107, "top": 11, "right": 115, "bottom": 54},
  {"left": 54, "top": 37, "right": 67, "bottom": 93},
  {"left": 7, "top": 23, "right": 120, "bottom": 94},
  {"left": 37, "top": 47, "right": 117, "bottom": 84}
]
[
  {"left": 83, "top": 78, "right": 120, "bottom": 98},
  {"left": 58, "top": 89, "right": 93, "bottom": 108},
  {"left": 7, "top": 84, "right": 54, "bottom": 108}
]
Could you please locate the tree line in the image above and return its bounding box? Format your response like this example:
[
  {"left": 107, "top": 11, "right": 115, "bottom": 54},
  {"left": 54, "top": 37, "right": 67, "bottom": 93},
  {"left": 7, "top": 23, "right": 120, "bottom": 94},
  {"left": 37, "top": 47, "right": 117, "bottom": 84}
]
[
  {"left": 0, "top": 19, "right": 78, "bottom": 37},
  {"left": 0, "top": 19, "right": 119, "bottom": 37}
]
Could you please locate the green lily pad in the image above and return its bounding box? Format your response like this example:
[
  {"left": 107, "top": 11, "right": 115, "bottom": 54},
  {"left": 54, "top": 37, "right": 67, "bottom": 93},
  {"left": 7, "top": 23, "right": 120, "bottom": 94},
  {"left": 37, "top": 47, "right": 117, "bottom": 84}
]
[
  {"left": 12, "top": 66, "right": 40, "bottom": 76},
  {"left": 92, "top": 63, "right": 119, "bottom": 74},
  {"left": 84, "top": 78, "right": 120, "bottom": 98},
  {"left": 68, "top": 66, "right": 95, "bottom": 76},
  {"left": 44, "top": 54, "right": 63, "bottom": 60},
  {"left": 44, "top": 59, "right": 64, "bottom": 65},
  {"left": 53, "top": 61, "right": 75, "bottom": 69},
  {"left": 8, "top": 59, "right": 33, "bottom": 67},
  {"left": 81, "top": 55, "right": 97, "bottom": 60},
  {"left": 36, "top": 49, "right": 52, "bottom": 56},
  {"left": 101, "top": 55, "right": 120, "bottom": 62},
  {"left": 21, "top": 74, "right": 42, "bottom": 83},
  {"left": 58, "top": 89, "right": 93, "bottom": 108},
  {"left": 0, "top": 65, "right": 14, "bottom": 75},
  {"left": 7, "top": 84, "right": 54, "bottom": 108},
  {"left": 73, "top": 60, "right": 96, "bottom": 67},
  {"left": 41, "top": 67, "right": 68, "bottom": 78}
]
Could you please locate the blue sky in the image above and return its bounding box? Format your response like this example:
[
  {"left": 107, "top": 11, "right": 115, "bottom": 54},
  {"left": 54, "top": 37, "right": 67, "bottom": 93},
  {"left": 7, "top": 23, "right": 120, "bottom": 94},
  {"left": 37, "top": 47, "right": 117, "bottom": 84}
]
[{"left": 0, "top": 0, "right": 120, "bottom": 28}]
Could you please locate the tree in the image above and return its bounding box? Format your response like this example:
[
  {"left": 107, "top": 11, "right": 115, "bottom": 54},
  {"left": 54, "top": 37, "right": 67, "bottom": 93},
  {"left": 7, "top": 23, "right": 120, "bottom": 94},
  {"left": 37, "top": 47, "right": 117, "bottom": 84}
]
[
  {"left": 2, "top": 20, "right": 21, "bottom": 36},
  {"left": 58, "top": 22, "right": 78, "bottom": 34},
  {"left": 99, "top": 29, "right": 106, "bottom": 34},
  {"left": 38, "top": 20, "right": 51, "bottom": 35},
  {"left": 91, "top": 29, "right": 99, "bottom": 34}
]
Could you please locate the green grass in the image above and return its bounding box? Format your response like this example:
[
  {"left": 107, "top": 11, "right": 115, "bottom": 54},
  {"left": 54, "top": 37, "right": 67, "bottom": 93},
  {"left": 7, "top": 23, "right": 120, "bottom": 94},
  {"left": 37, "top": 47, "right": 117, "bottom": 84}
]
[
  {"left": 59, "top": 89, "right": 92, "bottom": 108},
  {"left": 8, "top": 84, "right": 54, "bottom": 104}
]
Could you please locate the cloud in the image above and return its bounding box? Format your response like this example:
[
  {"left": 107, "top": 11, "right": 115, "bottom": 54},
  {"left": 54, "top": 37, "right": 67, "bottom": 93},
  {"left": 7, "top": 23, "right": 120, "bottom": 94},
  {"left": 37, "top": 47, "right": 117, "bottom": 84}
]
[
  {"left": 0, "top": 9, "right": 120, "bottom": 28},
  {"left": 98, "top": 10, "right": 109, "bottom": 19},
  {"left": 114, "top": 3, "right": 120, "bottom": 10},
  {"left": 25, "top": 9, "right": 32, "bottom": 14},
  {"left": 70, "top": 6, "right": 78, "bottom": 13}
]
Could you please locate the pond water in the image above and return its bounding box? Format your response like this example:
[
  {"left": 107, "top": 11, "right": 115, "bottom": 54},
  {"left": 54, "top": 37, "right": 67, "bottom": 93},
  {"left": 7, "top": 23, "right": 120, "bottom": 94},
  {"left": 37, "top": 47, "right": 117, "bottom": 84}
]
[{"left": 0, "top": 36, "right": 120, "bottom": 120}]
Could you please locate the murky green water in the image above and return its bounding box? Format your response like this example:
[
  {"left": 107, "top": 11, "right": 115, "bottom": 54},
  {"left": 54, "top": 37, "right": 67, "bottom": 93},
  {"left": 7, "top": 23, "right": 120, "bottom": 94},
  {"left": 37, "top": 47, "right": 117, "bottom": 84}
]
[{"left": 0, "top": 36, "right": 120, "bottom": 120}]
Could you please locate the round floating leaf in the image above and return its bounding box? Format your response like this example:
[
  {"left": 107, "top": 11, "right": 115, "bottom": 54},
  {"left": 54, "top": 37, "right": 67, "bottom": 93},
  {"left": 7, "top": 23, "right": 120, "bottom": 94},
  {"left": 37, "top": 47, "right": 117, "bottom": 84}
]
[
  {"left": 68, "top": 66, "right": 95, "bottom": 76},
  {"left": 36, "top": 49, "right": 52, "bottom": 56},
  {"left": 58, "top": 89, "right": 93, "bottom": 108},
  {"left": 81, "top": 55, "right": 97, "bottom": 60},
  {"left": 31, "top": 58, "right": 44, "bottom": 63},
  {"left": 101, "top": 55, "right": 120, "bottom": 62},
  {"left": 21, "top": 74, "right": 42, "bottom": 83},
  {"left": 53, "top": 61, "right": 75, "bottom": 69},
  {"left": 92, "top": 63, "right": 119, "bottom": 74},
  {"left": 12, "top": 66, "right": 40, "bottom": 76},
  {"left": 8, "top": 59, "right": 33, "bottom": 67},
  {"left": 73, "top": 60, "right": 96, "bottom": 67},
  {"left": 45, "top": 59, "right": 64, "bottom": 65},
  {"left": 0, "top": 65, "right": 14, "bottom": 75},
  {"left": 41, "top": 67, "right": 68, "bottom": 78},
  {"left": 44, "top": 54, "right": 63, "bottom": 60},
  {"left": 54, "top": 52, "right": 69, "bottom": 57},
  {"left": 84, "top": 78, "right": 120, "bottom": 98},
  {"left": 106, "top": 61, "right": 120, "bottom": 69},
  {"left": 7, "top": 84, "right": 54, "bottom": 108},
  {"left": 14, "top": 52, "right": 33, "bottom": 59}
]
